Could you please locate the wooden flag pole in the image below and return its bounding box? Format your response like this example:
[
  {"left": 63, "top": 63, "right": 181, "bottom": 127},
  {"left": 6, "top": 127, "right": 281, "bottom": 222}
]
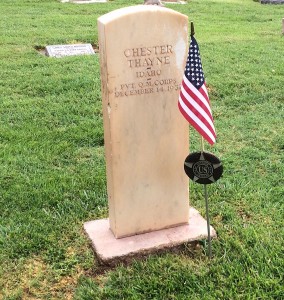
[{"left": 201, "top": 136, "right": 212, "bottom": 259}]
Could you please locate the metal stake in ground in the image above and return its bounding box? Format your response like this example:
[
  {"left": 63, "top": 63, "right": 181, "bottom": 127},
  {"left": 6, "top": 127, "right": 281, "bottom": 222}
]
[
  {"left": 183, "top": 138, "right": 223, "bottom": 258},
  {"left": 201, "top": 137, "right": 212, "bottom": 258},
  {"left": 203, "top": 184, "right": 212, "bottom": 258}
]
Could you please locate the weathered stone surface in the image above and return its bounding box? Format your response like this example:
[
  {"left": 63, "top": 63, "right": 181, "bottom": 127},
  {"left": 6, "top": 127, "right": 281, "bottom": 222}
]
[
  {"left": 45, "top": 44, "right": 94, "bottom": 58},
  {"left": 84, "top": 207, "right": 216, "bottom": 265},
  {"left": 260, "top": 0, "right": 284, "bottom": 3},
  {"left": 98, "top": 5, "right": 190, "bottom": 238}
]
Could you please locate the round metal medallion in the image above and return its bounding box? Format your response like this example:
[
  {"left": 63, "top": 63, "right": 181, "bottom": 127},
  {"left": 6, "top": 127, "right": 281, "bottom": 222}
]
[{"left": 184, "top": 151, "right": 223, "bottom": 184}]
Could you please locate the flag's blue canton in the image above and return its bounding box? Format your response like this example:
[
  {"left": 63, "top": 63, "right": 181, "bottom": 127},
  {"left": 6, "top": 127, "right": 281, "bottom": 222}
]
[{"left": 185, "top": 36, "right": 205, "bottom": 89}]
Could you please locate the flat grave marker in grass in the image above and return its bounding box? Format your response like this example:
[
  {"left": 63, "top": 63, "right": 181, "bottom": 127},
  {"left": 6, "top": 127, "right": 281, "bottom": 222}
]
[
  {"left": 45, "top": 44, "right": 95, "bottom": 58},
  {"left": 162, "top": 0, "right": 187, "bottom": 4},
  {"left": 260, "top": 0, "right": 284, "bottom": 3},
  {"left": 144, "top": 0, "right": 187, "bottom": 4},
  {"left": 84, "top": 5, "right": 216, "bottom": 264},
  {"left": 61, "top": 0, "right": 108, "bottom": 3}
]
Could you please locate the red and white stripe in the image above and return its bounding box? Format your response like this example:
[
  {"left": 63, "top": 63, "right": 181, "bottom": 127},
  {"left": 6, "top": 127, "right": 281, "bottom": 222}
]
[{"left": 178, "top": 75, "right": 216, "bottom": 145}]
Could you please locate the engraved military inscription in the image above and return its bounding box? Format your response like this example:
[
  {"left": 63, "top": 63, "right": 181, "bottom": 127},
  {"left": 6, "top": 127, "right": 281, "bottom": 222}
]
[{"left": 114, "top": 44, "right": 180, "bottom": 98}]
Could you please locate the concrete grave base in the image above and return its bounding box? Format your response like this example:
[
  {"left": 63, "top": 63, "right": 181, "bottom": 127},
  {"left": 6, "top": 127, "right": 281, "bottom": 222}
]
[{"left": 84, "top": 207, "right": 216, "bottom": 265}]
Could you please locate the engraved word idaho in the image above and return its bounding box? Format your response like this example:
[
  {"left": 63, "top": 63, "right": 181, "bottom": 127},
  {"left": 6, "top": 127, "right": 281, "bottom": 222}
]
[{"left": 114, "top": 44, "right": 180, "bottom": 98}]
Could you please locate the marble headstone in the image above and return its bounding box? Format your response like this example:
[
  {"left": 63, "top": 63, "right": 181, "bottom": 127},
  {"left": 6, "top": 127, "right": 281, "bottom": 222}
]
[{"left": 98, "top": 5, "right": 189, "bottom": 238}]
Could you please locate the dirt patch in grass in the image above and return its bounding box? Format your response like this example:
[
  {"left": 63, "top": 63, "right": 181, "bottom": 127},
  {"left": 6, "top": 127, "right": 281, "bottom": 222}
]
[{"left": 1, "top": 257, "right": 87, "bottom": 299}]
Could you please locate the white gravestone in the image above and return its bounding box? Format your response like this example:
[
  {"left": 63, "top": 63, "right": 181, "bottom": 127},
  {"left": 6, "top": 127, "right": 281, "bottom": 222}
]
[
  {"left": 98, "top": 5, "right": 189, "bottom": 238},
  {"left": 72, "top": 0, "right": 108, "bottom": 3},
  {"left": 61, "top": 0, "right": 107, "bottom": 3},
  {"left": 45, "top": 44, "right": 95, "bottom": 58}
]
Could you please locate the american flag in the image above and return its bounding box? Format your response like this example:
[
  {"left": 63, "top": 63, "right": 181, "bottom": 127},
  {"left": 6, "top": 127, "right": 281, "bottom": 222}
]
[{"left": 178, "top": 36, "right": 216, "bottom": 145}]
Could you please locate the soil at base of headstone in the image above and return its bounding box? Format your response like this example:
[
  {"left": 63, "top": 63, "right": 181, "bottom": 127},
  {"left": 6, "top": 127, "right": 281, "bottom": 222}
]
[{"left": 95, "top": 241, "right": 203, "bottom": 268}]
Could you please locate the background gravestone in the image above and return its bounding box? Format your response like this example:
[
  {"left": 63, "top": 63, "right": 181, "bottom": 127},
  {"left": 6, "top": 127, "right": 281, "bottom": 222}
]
[
  {"left": 98, "top": 5, "right": 189, "bottom": 238},
  {"left": 260, "top": 0, "right": 284, "bottom": 3},
  {"left": 61, "top": 0, "right": 108, "bottom": 3},
  {"left": 45, "top": 44, "right": 94, "bottom": 57}
]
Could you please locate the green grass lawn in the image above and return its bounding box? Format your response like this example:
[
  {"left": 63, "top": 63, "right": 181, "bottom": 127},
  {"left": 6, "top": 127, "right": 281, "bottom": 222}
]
[{"left": 0, "top": 0, "right": 283, "bottom": 299}]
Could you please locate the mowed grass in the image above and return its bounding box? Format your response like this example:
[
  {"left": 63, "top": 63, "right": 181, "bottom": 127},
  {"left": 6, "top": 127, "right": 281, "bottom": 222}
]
[{"left": 0, "top": 0, "right": 283, "bottom": 299}]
